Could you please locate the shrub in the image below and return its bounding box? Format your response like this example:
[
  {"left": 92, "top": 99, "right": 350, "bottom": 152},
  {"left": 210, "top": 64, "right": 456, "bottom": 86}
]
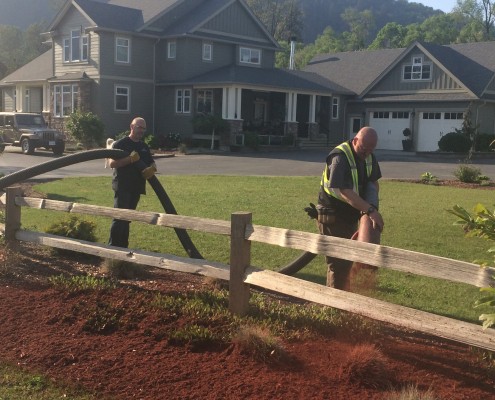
[
  {"left": 453, "top": 164, "right": 482, "bottom": 183},
  {"left": 46, "top": 216, "right": 97, "bottom": 242},
  {"left": 65, "top": 111, "right": 105, "bottom": 149},
  {"left": 475, "top": 133, "right": 495, "bottom": 152},
  {"left": 420, "top": 172, "right": 437, "bottom": 184},
  {"left": 438, "top": 132, "right": 471, "bottom": 153}
]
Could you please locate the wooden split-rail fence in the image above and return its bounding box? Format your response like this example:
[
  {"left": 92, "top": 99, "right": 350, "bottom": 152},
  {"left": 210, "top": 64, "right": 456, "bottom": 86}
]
[{"left": 2, "top": 186, "right": 495, "bottom": 351}]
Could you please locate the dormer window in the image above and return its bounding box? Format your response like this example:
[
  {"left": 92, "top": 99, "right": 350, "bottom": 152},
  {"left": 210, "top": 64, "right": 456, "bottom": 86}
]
[
  {"left": 202, "top": 43, "right": 212, "bottom": 61},
  {"left": 240, "top": 47, "right": 260, "bottom": 65},
  {"left": 403, "top": 55, "right": 431, "bottom": 81}
]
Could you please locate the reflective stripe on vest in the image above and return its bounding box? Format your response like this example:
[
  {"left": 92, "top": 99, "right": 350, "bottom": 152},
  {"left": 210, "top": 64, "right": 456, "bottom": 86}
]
[{"left": 320, "top": 142, "right": 373, "bottom": 201}]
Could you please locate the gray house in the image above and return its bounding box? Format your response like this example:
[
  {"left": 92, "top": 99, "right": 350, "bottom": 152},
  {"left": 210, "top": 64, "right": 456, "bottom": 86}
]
[
  {"left": 3, "top": 1, "right": 495, "bottom": 152},
  {"left": 0, "top": 0, "right": 345, "bottom": 148},
  {"left": 305, "top": 41, "right": 495, "bottom": 151}
]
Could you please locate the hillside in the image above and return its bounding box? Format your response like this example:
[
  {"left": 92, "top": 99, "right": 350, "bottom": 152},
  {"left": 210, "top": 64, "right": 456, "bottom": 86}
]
[{"left": 0, "top": 0, "right": 61, "bottom": 29}]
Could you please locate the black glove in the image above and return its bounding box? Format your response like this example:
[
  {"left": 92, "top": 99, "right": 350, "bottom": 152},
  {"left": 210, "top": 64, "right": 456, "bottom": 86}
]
[{"left": 304, "top": 203, "right": 318, "bottom": 219}]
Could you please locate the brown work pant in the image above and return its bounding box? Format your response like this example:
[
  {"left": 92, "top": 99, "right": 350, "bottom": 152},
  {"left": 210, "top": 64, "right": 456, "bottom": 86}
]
[{"left": 317, "top": 217, "right": 357, "bottom": 291}]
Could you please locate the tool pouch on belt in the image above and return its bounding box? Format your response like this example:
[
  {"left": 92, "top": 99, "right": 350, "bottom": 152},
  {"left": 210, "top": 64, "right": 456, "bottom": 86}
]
[{"left": 317, "top": 207, "right": 335, "bottom": 224}]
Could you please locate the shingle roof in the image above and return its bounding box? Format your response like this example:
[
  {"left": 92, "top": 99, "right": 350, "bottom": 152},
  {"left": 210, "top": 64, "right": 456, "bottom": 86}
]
[
  {"left": 158, "top": 64, "right": 353, "bottom": 94},
  {"left": 305, "top": 48, "right": 404, "bottom": 95},
  {"left": 304, "top": 41, "right": 495, "bottom": 99},
  {"left": 0, "top": 51, "right": 53, "bottom": 85}
]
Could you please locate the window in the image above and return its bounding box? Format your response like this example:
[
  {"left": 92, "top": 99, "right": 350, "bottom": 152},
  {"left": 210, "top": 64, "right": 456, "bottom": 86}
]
[
  {"left": 403, "top": 56, "right": 431, "bottom": 81},
  {"left": 115, "top": 37, "right": 130, "bottom": 63},
  {"left": 202, "top": 43, "right": 212, "bottom": 61},
  {"left": 331, "top": 97, "right": 339, "bottom": 119},
  {"left": 240, "top": 47, "right": 260, "bottom": 65},
  {"left": 392, "top": 111, "right": 409, "bottom": 119},
  {"left": 197, "top": 90, "right": 213, "bottom": 113},
  {"left": 63, "top": 29, "right": 88, "bottom": 62},
  {"left": 24, "top": 89, "right": 30, "bottom": 112},
  {"left": 54, "top": 84, "right": 79, "bottom": 117},
  {"left": 373, "top": 111, "right": 390, "bottom": 119},
  {"left": 115, "top": 85, "right": 130, "bottom": 111},
  {"left": 444, "top": 112, "right": 463, "bottom": 119},
  {"left": 422, "top": 112, "right": 441, "bottom": 120},
  {"left": 176, "top": 89, "right": 191, "bottom": 113},
  {"left": 168, "top": 41, "right": 176, "bottom": 59}
]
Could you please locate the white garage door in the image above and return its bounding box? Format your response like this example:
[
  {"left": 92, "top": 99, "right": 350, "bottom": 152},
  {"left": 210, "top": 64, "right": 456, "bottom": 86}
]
[
  {"left": 417, "top": 112, "right": 463, "bottom": 152},
  {"left": 369, "top": 111, "right": 410, "bottom": 150}
]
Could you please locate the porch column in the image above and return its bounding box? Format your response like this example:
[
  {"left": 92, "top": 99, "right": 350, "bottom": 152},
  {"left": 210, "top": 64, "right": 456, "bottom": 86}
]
[
  {"left": 285, "top": 91, "right": 297, "bottom": 122},
  {"left": 222, "top": 86, "right": 242, "bottom": 120},
  {"left": 16, "top": 84, "right": 24, "bottom": 111},
  {"left": 309, "top": 94, "right": 316, "bottom": 123}
]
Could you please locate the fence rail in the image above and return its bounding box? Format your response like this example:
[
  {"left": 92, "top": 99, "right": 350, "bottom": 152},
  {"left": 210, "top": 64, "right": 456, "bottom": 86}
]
[{"left": 3, "top": 186, "right": 495, "bottom": 351}]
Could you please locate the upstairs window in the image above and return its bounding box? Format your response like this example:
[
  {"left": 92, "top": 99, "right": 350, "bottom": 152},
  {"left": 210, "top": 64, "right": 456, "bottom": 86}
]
[
  {"left": 202, "top": 43, "right": 212, "bottom": 61},
  {"left": 63, "top": 29, "right": 88, "bottom": 62},
  {"left": 403, "top": 56, "right": 431, "bottom": 81},
  {"left": 168, "top": 41, "right": 176, "bottom": 59},
  {"left": 115, "top": 36, "right": 130, "bottom": 63},
  {"left": 240, "top": 47, "right": 260, "bottom": 65}
]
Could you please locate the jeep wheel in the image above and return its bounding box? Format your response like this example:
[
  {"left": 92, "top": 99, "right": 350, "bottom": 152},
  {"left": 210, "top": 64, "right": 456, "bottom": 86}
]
[
  {"left": 21, "top": 138, "right": 34, "bottom": 155},
  {"left": 52, "top": 142, "right": 65, "bottom": 156}
]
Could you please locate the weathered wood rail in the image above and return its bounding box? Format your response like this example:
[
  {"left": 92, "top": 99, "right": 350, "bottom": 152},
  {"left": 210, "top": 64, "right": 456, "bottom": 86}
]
[{"left": 2, "top": 186, "right": 495, "bottom": 351}]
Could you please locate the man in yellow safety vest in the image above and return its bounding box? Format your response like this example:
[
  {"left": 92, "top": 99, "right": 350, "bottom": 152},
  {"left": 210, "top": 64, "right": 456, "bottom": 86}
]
[{"left": 316, "top": 126, "right": 384, "bottom": 290}]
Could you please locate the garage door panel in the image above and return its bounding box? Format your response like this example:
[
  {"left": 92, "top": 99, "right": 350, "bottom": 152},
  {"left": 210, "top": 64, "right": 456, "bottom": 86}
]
[
  {"left": 417, "top": 112, "right": 463, "bottom": 152},
  {"left": 369, "top": 111, "right": 410, "bottom": 150}
]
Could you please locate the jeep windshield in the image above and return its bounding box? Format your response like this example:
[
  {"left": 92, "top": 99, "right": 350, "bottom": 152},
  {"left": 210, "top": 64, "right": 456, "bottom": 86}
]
[{"left": 16, "top": 114, "right": 47, "bottom": 128}]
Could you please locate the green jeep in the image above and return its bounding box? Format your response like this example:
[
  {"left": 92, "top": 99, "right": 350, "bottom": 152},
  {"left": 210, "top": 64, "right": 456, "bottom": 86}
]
[{"left": 0, "top": 112, "right": 65, "bottom": 155}]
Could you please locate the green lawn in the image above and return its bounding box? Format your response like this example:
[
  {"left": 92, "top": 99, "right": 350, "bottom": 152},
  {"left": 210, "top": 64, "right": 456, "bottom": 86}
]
[{"left": 21, "top": 176, "right": 494, "bottom": 324}]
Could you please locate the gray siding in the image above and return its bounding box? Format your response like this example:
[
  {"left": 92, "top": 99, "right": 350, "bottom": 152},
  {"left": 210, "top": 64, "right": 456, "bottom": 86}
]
[
  {"left": 202, "top": 2, "right": 268, "bottom": 42},
  {"left": 155, "top": 87, "right": 193, "bottom": 137},
  {"left": 3, "top": 88, "right": 15, "bottom": 111},
  {"left": 98, "top": 33, "right": 154, "bottom": 80},
  {"left": 371, "top": 52, "right": 463, "bottom": 93},
  {"left": 94, "top": 79, "right": 155, "bottom": 138}
]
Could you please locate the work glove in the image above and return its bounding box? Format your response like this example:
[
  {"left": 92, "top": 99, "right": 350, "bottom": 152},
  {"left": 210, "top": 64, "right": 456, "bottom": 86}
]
[
  {"left": 129, "top": 151, "right": 140, "bottom": 163},
  {"left": 141, "top": 163, "right": 157, "bottom": 180},
  {"left": 304, "top": 203, "right": 318, "bottom": 219}
]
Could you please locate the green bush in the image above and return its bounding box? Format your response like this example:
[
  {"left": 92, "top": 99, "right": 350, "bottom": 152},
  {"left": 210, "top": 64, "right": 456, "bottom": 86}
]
[
  {"left": 453, "top": 164, "right": 482, "bottom": 183},
  {"left": 46, "top": 216, "right": 97, "bottom": 242},
  {"left": 243, "top": 131, "right": 259, "bottom": 149},
  {"left": 474, "top": 133, "right": 495, "bottom": 152},
  {"left": 438, "top": 132, "right": 471, "bottom": 153},
  {"left": 65, "top": 111, "right": 105, "bottom": 149}
]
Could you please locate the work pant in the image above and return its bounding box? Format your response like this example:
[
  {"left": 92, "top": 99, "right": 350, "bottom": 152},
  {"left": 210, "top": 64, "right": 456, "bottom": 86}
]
[
  {"left": 317, "top": 217, "right": 357, "bottom": 291},
  {"left": 109, "top": 190, "right": 141, "bottom": 248}
]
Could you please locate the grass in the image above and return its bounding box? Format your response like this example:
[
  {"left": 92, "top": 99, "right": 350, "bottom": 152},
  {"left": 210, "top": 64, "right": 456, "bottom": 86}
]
[
  {"left": 19, "top": 176, "right": 495, "bottom": 324},
  {"left": 2, "top": 175, "right": 495, "bottom": 397}
]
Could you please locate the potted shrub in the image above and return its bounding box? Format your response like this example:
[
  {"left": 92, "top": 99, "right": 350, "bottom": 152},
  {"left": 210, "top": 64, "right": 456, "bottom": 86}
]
[{"left": 402, "top": 127, "right": 413, "bottom": 151}]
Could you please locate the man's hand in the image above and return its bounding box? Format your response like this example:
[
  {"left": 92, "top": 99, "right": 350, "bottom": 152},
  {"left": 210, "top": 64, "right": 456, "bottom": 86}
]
[
  {"left": 304, "top": 203, "right": 318, "bottom": 219},
  {"left": 141, "top": 163, "right": 157, "bottom": 180},
  {"left": 368, "top": 209, "right": 384, "bottom": 232},
  {"left": 129, "top": 151, "right": 140, "bottom": 163}
]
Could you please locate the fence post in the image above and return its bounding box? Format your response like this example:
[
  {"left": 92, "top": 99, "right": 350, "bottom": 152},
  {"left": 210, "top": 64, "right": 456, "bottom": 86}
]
[
  {"left": 5, "top": 186, "right": 22, "bottom": 241},
  {"left": 229, "top": 212, "right": 252, "bottom": 316}
]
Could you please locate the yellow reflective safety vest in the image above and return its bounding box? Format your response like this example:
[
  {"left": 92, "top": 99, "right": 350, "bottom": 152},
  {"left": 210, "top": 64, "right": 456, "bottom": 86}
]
[{"left": 321, "top": 141, "right": 373, "bottom": 202}]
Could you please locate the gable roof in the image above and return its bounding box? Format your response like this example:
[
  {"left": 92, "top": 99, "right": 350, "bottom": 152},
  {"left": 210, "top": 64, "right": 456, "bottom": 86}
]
[
  {"left": 0, "top": 51, "right": 53, "bottom": 86},
  {"left": 304, "top": 41, "right": 495, "bottom": 100}
]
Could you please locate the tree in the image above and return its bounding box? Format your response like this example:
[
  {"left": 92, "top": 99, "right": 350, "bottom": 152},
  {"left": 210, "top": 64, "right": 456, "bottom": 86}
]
[
  {"left": 341, "top": 8, "right": 375, "bottom": 50},
  {"left": 368, "top": 22, "right": 407, "bottom": 49}
]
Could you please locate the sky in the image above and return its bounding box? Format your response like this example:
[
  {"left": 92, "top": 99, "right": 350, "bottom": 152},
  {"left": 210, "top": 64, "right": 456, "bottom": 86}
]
[{"left": 416, "top": 0, "right": 459, "bottom": 13}]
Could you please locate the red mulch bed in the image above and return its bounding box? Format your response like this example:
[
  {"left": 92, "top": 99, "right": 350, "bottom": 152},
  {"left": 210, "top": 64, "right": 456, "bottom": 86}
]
[
  {"left": 0, "top": 242, "right": 494, "bottom": 400},
  {"left": 0, "top": 180, "right": 494, "bottom": 399}
]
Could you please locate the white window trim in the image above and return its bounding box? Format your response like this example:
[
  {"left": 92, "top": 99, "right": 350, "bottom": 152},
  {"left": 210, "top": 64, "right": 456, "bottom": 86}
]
[
  {"left": 114, "top": 85, "right": 130, "bottom": 112},
  {"left": 239, "top": 47, "right": 261, "bottom": 65},
  {"left": 175, "top": 88, "right": 191, "bottom": 114},
  {"left": 402, "top": 55, "right": 432, "bottom": 81},
  {"left": 202, "top": 42, "right": 212, "bottom": 61},
  {"left": 168, "top": 41, "right": 176, "bottom": 60},
  {"left": 54, "top": 84, "right": 79, "bottom": 117},
  {"left": 115, "top": 36, "right": 130, "bottom": 64},
  {"left": 196, "top": 89, "right": 213, "bottom": 114},
  {"left": 63, "top": 29, "right": 88, "bottom": 63},
  {"left": 331, "top": 97, "right": 339, "bottom": 120}
]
